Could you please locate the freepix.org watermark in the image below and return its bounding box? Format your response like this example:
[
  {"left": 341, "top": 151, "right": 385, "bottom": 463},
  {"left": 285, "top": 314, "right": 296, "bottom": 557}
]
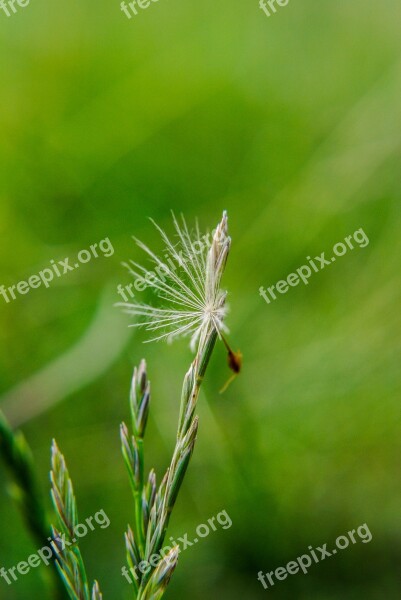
[
  {"left": 121, "top": 509, "right": 232, "bottom": 585},
  {"left": 0, "top": 237, "right": 114, "bottom": 304},
  {"left": 259, "top": 0, "right": 289, "bottom": 18},
  {"left": 259, "top": 227, "right": 369, "bottom": 305},
  {"left": 0, "top": 0, "right": 29, "bottom": 17},
  {"left": 257, "top": 523, "right": 372, "bottom": 590},
  {"left": 0, "top": 509, "right": 110, "bottom": 586},
  {"left": 120, "top": 0, "right": 160, "bottom": 19}
]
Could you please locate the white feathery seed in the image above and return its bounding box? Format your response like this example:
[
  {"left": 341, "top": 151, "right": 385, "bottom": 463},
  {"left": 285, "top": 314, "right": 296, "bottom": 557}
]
[{"left": 117, "top": 212, "right": 231, "bottom": 350}]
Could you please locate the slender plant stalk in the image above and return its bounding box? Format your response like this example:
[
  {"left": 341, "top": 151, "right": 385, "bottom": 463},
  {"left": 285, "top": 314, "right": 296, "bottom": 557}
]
[
  {"left": 0, "top": 409, "right": 67, "bottom": 600},
  {"left": 50, "top": 440, "right": 102, "bottom": 600},
  {"left": 121, "top": 213, "right": 231, "bottom": 599},
  {"left": 141, "top": 327, "right": 218, "bottom": 595},
  {"left": 121, "top": 326, "right": 220, "bottom": 599}
]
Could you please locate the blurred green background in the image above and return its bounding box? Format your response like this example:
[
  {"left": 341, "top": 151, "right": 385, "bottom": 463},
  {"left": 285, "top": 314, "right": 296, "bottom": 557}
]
[{"left": 1, "top": 0, "right": 400, "bottom": 598}]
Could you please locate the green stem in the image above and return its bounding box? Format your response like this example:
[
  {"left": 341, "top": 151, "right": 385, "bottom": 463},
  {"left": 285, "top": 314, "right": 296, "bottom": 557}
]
[
  {"left": 134, "top": 437, "right": 146, "bottom": 556},
  {"left": 138, "top": 327, "right": 218, "bottom": 595},
  {"left": 0, "top": 411, "right": 68, "bottom": 600}
]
